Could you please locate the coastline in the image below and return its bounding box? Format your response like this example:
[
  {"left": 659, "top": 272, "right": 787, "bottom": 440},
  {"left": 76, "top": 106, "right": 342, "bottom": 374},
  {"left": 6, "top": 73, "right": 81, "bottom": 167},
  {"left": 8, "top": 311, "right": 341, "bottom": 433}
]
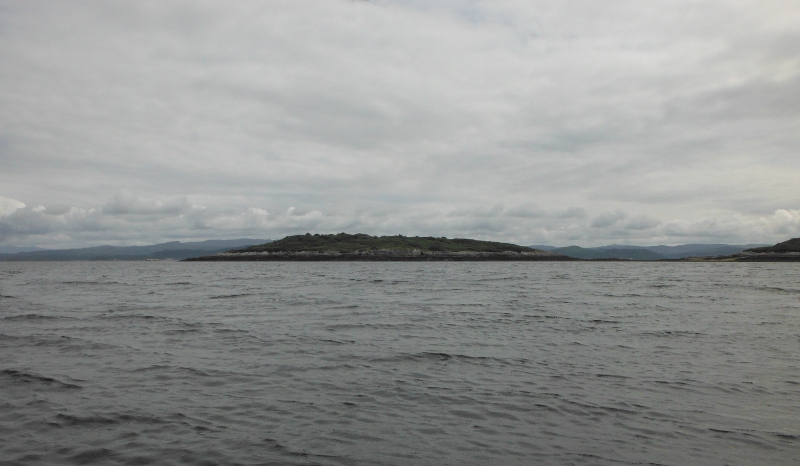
[{"left": 184, "top": 249, "right": 578, "bottom": 261}]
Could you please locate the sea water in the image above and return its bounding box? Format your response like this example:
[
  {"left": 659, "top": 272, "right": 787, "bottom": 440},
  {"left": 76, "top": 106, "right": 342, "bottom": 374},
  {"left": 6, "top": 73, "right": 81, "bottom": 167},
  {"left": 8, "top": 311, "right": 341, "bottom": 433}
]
[{"left": 1, "top": 261, "right": 798, "bottom": 465}]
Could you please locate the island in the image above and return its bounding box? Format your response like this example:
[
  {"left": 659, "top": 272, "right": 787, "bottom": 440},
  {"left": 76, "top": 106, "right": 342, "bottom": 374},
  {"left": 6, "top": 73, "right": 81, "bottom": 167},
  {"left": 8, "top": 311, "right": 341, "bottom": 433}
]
[
  {"left": 184, "top": 233, "right": 576, "bottom": 261},
  {"left": 683, "top": 237, "right": 800, "bottom": 262}
]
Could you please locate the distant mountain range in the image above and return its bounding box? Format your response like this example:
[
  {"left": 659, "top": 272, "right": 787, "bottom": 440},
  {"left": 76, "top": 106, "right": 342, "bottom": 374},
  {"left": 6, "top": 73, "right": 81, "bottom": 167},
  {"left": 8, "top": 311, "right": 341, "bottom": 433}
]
[
  {"left": 0, "top": 246, "right": 49, "bottom": 254},
  {"left": 0, "top": 239, "right": 269, "bottom": 261},
  {"left": 529, "top": 243, "right": 770, "bottom": 260}
]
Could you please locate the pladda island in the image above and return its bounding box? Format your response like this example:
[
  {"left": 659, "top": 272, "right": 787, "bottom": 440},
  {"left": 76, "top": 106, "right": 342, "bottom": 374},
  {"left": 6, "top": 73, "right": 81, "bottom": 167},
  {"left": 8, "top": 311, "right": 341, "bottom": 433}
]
[{"left": 184, "top": 233, "right": 576, "bottom": 261}]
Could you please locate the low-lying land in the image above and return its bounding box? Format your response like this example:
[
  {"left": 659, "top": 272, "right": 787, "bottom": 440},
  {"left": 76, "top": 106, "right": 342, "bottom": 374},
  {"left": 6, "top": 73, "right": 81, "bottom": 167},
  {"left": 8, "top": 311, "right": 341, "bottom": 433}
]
[
  {"left": 685, "top": 237, "right": 800, "bottom": 262},
  {"left": 0, "top": 239, "right": 268, "bottom": 261},
  {"left": 185, "top": 233, "right": 575, "bottom": 261}
]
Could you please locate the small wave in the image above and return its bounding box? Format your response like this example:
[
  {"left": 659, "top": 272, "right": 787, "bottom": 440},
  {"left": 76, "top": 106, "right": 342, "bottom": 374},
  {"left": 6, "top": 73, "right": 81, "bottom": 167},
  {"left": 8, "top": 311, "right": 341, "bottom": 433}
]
[
  {"left": 1, "top": 369, "right": 82, "bottom": 389},
  {"left": 131, "top": 365, "right": 240, "bottom": 379},
  {"left": 100, "top": 314, "right": 171, "bottom": 322},
  {"left": 3, "top": 314, "right": 58, "bottom": 320},
  {"left": 18, "top": 334, "right": 118, "bottom": 350},
  {"left": 760, "top": 286, "right": 800, "bottom": 294},
  {"left": 263, "top": 438, "right": 342, "bottom": 459},
  {"left": 213, "top": 328, "right": 249, "bottom": 334},
  {"left": 652, "top": 380, "right": 690, "bottom": 386},
  {"left": 67, "top": 448, "right": 117, "bottom": 464},
  {"left": 132, "top": 365, "right": 211, "bottom": 377},
  {"left": 163, "top": 328, "right": 203, "bottom": 335},
  {"left": 53, "top": 413, "right": 168, "bottom": 427},
  {"left": 209, "top": 293, "right": 252, "bottom": 299},
  {"left": 642, "top": 330, "right": 704, "bottom": 337},
  {"left": 370, "top": 351, "right": 524, "bottom": 366},
  {"left": 61, "top": 281, "right": 124, "bottom": 285},
  {"left": 326, "top": 323, "right": 415, "bottom": 331}
]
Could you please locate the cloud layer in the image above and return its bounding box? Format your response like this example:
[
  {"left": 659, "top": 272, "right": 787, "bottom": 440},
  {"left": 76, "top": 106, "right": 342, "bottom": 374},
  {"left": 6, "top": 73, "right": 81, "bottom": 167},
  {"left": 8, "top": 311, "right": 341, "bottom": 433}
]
[{"left": 1, "top": 1, "right": 799, "bottom": 247}]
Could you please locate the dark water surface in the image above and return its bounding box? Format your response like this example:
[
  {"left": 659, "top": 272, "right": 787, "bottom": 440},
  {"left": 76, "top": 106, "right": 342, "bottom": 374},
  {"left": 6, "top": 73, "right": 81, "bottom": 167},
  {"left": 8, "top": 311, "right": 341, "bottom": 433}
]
[{"left": 1, "top": 262, "right": 798, "bottom": 465}]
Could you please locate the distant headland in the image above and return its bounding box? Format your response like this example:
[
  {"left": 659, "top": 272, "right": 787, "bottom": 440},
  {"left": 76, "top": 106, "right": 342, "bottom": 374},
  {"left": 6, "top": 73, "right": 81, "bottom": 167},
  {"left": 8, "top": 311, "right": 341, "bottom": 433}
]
[
  {"left": 686, "top": 237, "right": 800, "bottom": 262},
  {"left": 184, "top": 233, "right": 575, "bottom": 261}
]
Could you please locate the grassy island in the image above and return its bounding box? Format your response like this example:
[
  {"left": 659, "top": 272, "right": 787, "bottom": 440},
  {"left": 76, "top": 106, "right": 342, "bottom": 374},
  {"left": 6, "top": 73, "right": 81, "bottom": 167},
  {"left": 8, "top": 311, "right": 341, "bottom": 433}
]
[
  {"left": 237, "top": 233, "right": 536, "bottom": 253},
  {"left": 185, "top": 233, "right": 573, "bottom": 261}
]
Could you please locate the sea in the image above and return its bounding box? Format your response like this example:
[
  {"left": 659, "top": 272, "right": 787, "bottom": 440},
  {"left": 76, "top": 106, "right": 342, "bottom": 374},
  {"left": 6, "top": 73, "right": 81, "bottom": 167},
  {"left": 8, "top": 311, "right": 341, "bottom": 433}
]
[{"left": 0, "top": 261, "right": 798, "bottom": 465}]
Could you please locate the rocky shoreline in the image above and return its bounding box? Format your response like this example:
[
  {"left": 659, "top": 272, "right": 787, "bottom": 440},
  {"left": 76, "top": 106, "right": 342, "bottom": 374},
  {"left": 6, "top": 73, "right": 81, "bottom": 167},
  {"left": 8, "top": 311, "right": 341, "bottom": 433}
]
[
  {"left": 184, "top": 249, "right": 577, "bottom": 261},
  {"left": 682, "top": 251, "right": 800, "bottom": 262}
]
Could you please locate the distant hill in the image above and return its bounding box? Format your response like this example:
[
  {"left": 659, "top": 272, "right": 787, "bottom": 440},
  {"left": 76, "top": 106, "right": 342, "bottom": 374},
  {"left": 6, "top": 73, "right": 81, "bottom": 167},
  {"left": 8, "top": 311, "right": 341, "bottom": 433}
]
[
  {"left": 0, "top": 239, "right": 270, "bottom": 261},
  {"left": 644, "top": 244, "right": 768, "bottom": 259},
  {"left": 745, "top": 237, "right": 800, "bottom": 254},
  {"left": 682, "top": 237, "right": 800, "bottom": 261},
  {"left": 529, "top": 243, "right": 769, "bottom": 260},
  {"left": 0, "top": 246, "right": 48, "bottom": 254},
  {"left": 552, "top": 246, "right": 665, "bottom": 260}
]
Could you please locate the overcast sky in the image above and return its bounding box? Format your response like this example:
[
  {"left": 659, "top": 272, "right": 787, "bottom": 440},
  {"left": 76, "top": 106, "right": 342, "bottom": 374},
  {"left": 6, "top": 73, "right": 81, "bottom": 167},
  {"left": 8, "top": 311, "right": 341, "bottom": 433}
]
[{"left": 1, "top": 0, "right": 799, "bottom": 248}]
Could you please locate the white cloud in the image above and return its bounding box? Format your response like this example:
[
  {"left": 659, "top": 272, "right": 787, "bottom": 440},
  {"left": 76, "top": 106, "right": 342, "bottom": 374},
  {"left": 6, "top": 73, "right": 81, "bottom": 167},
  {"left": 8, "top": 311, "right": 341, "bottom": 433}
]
[
  {"left": 759, "top": 209, "right": 800, "bottom": 236},
  {"left": 0, "top": 196, "right": 25, "bottom": 216}
]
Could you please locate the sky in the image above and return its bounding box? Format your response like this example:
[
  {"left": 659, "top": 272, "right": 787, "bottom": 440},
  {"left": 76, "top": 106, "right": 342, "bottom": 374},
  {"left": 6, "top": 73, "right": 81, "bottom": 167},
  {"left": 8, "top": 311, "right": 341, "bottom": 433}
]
[{"left": 1, "top": 0, "right": 799, "bottom": 248}]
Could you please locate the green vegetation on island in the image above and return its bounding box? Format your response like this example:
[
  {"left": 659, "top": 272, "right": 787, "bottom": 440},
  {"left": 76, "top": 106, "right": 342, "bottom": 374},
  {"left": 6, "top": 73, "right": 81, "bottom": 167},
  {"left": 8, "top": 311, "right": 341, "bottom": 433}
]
[
  {"left": 745, "top": 237, "right": 800, "bottom": 254},
  {"left": 184, "top": 233, "right": 573, "bottom": 261},
  {"left": 234, "top": 233, "right": 537, "bottom": 254}
]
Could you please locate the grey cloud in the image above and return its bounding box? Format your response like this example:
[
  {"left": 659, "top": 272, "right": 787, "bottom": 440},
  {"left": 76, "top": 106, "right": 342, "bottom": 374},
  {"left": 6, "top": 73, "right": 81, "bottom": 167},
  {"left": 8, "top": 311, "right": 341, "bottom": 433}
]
[
  {"left": 552, "top": 207, "right": 587, "bottom": 219},
  {"left": 103, "top": 192, "right": 192, "bottom": 217},
  {"left": 506, "top": 204, "right": 547, "bottom": 219},
  {"left": 506, "top": 205, "right": 586, "bottom": 220},
  {"left": 0, "top": 1, "right": 798, "bottom": 247},
  {"left": 623, "top": 215, "right": 661, "bottom": 231},
  {"left": 591, "top": 211, "right": 626, "bottom": 229},
  {"left": 447, "top": 205, "right": 504, "bottom": 218}
]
